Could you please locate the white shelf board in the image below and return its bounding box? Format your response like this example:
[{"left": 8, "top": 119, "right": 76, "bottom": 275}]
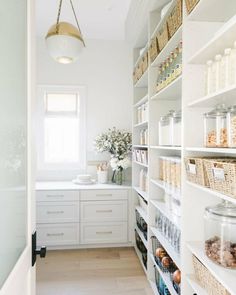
[
  {"left": 133, "top": 145, "right": 148, "bottom": 149},
  {"left": 133, "top": 161, "right": 149, "bottom": 168},
  {"left": 149, "top": 254, "right": 179, "bottom": 295},
  {"left": 151, "top": 226, "right": 181, "bottom": 269},
  {"left": 188, "top": 84, "right": 236, "bottom": 107},
  {"left": 189, "top": 15, "right": 236, "bottom": 64},
  {"left": 150, "top": 200, "right": 181, "bottom": 229},
  {"left": 187, "top": 0, "right": 236, "bottom": 22},
  {"left": 187, "top": 241, "right": 236, "bottom": 295},
  {"left": 151, "top": 76, "right": 182, "bottom": 101},
  {"left": 185, "top": 147, "right": 236, "bottom": 155},
  {"left": 150, "top": 146, "right": 182, "bottom": 151},
  {"left": 135, "top": 225, "right": 148, "bottom": 249},
  {"left": 151, "top": 26, "right": 182, "bottom": 67},
  {"left": 133, "top": 94, "right": 148, "bottom": 108},
  {"left": 149, "top": 280, "right": 160, "bottom": 295},
  {"left": 134, "top": 70, "right": 148, "bottom": 88},
  {"left": 134, "top": 245, "right": 147, "bottom": 275},
  {"left": 133, "top": 121, "right": 148, "bottom": 128},
  {"left": 186, "top": 274, "right": 207, "bottom": 295},
  {"left": 150, "top": 179, "right": 166, "bottom": 190},
  {"left": 136, "top": 205, "right": 148, "bottom": 224},
  {"left": 187, "top": 181, "right": 236, "bottom": 205},
  {"left": 133, "top": 186, "right": 148, "bottom": 202}
]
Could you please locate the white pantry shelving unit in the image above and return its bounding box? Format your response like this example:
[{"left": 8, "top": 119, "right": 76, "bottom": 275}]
[{"left": 132, "top": 0, "right": 236, "bottom": 295}]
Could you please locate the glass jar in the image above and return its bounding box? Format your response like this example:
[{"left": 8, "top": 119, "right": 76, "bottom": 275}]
[
  {"left": 204, "top": 201, "right": 236, "bottom": 268},
  {"left": 227, "top": 105, "right": 236, "bottom": 148},
  {"left": 157, "top": 64, "right": 163, "bottom": 92},
  {"left": 159, "top": 110, "right": 174, "bottom": 146},
  {"left": 230, "top": 41, "right": 236, "bottom": 85},
  {"left": 204, "top": 104, "right": 228, "bottom": 148},
  {"left": 137, "top": 106, "right": 142, "bottom": 124},
  {"left": 220, "top": 48, "right": 231, "bottom": 90},
  {"left": 214, "top": 54, "right": 222, "bottom": 92},
  {"left": 205, "top": 60, "right": 213, "bottom": 95},
  {"left": 172, "top": 110, "right": 182, "bottom": 146}
]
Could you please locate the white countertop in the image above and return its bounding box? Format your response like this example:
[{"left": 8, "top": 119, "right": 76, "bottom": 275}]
[{"left": 36, "top": 181, "right": 131, "bottom": 191}]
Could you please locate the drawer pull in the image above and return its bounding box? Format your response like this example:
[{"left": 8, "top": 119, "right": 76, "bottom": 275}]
[
  {"left": 96, "top": 209, "right": 112, "bottom": 213},
  {"left": 96, "top": 231, "right": 112, "bottom": 235},
  {"left": 46, "top": 194, "right": 64, "bottom": 198},
  {"left": 47, "top": 233, "right": 64, "bottom": 237},
  {"left": 47, "top": 210, "right": 64, "bottom": 214},
  {"left": 96, "top": 194, "right": 112, "bottom": 197}
]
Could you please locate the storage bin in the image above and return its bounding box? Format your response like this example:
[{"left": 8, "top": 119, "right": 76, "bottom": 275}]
[
  {"left": 204, "top": 158, "right": 236, "bottom": 197},
  {"left": 184, "top": 157, "right": 209, "bottom": 187},
  {"left": 157, "top": 22, "right": 169, "bottom": 52},
  {"left": 135, "top": 229, "right": 147, "bottom": 253},
  {"left": 167, "top": 0, "right": 182, "bottom": 38},
  {"left": 149, "top": 37, "right": 159, "bottom": 63},
  {"left": 142, "top": 52, "right": 149, "bottom": 73},
  {"left": 138, "top": 194, "right": 148, "bottom": 214},
  {"left": 192, "top": 255, "right": 230, "bottom": 295},
  {"left": 154, "top": 265, "right": 171, "bottom": 295},
  {"left": 185, "top": 0, "right": 200, "bottom": 15},
  {"left": 135, "top": 210, "right": 147, "bottom": 239},
  {"left": 227, "top": 105, "right": 236, "bottom": 148}
]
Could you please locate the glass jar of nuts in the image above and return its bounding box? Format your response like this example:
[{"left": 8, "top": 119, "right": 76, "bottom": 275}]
[
  {"left": 204, "top": 104, "right": 228, "bottom": 148},
  {"left": 227, "top": 105, "right": 236, "bottom": 148},
  {"left": 204, "top": 201, "right": 236, "bottom": 268}
]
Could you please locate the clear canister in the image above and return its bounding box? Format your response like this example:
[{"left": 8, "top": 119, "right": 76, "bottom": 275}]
[
  {"left": 172, "top": 111, "right": 182, "bottom": 146},
  {"left": 159, "top": 111, "right": 174, "bottom": 146},
  {"left": 227, "top": 105, "right": 236, "bottom": 148}
]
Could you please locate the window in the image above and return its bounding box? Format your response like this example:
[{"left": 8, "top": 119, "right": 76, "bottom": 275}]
[{"left": 37, "top": 86, "right": 86, "bottom": 174}]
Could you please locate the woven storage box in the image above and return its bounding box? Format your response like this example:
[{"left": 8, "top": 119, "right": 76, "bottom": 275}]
[
  {"left": 136, "top": 64, "right": 143, "bottom": 81},
  {"left": 204, "top": 158, "right": 236, "bottom": 198},
  {"left": 167, "top": 0, "right": 182, "bottom": 38},
  {"left": 133, "top": 70, "right": 138, "bottom": 85},
  {"left": 142, "top": 52, "right": 149, "bottom": 74},
  {"left": 193, "top": 256, "right": 230, "bottom": 295},
  {"left": 185, "top": 0, "right": 200, "bottom": 15},
  {"left": 157, "top": 22, "right": 169, "bottom": 52},
  {"left": 185, "top": 157, "right": 209, "bottom": 187},
  {"left": 149, "top": 37, "right": 159, "bottom": 63}
]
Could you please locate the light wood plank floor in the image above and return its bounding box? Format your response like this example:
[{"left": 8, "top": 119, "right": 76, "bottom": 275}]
[{"left": 37, "top": 247, "right": 154, "bottom": 295}]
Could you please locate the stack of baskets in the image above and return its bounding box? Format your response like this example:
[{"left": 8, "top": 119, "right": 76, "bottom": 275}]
[
  {"left": 193, "top": 256, "right": 230, "bottom": 295},
  {"left": 185, "top": 157, "right": 236, "bottom": 198},
  {"left": 133, "top": 50, "right": 149, "bottom": 85},
  {"left": 184, "top": 0, "right": 200, "bottom": 15}
]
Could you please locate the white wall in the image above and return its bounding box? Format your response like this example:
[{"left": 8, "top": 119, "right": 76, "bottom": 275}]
[{"left": 36, "top": 37, "right": 133, "bottom": 180}]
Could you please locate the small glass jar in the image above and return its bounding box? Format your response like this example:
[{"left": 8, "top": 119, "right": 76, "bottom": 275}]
[
  {"left": 172, "top": 111, "right": 182, "bottom": 146},
  {"left": 204, "top": 201, "right": 236, "bottom": 269},
  {"left": 227, "top": 105, "right": 236, "bottom": 148},
  {"left": 204, "top": 104, "right": 228, "bottom": 148},
  {"left": 159, "top": 111, "right": 174, "bottom": 146},
  {"left": 220, "top": 48, "right": 231, "bottom": 90}
]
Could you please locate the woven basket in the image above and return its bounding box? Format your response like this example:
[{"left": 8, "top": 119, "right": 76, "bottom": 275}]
[
  {"left": 185, "top": 0, "right": 200, "bottom": 15},
  {"left": 204, "top": 159, "right": 236, "bottom": 198},
  {"left": 185, "top": 157, "right": 209, "bottom": 187},
  {"left": 136, "top": 64, "right": 143, "bottom": 81},
  {"left": 193, "top": 256, "right": 231, "bottom": 295},
  {"left": 167, "top": 0, "right": 182, "bottom": 38},
  {"left": 142, "top": 52, "right": 149, "bottom": 74},
  {"left": 157, "top": 22, "right": 169, "bottom": 52},
  {"left": 149, "top": 37, "right": 159, "bottom": 63}
]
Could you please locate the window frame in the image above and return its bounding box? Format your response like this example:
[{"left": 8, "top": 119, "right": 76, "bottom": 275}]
[{"left": 36, "top": 85, "right": 86, "bottom": 175}]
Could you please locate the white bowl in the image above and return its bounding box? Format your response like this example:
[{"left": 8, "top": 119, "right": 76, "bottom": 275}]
[{"left": 76, "top": 174, "right": 92, "bottom": 181}]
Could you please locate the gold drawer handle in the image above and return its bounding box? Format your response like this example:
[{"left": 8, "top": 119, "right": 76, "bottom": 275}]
[
  {"left": 96, "top": 194, "right": 112, "bottom": 197},
  {"left": 96, "top": 209, "right": 112, "bottom": 213},
  {"left": 47, "top": 233, "right": 64, "bottom": 237},
  {"left": 47, "top": 210, "right": 64, "bottom": 214},
  {"left": 96, "top": 231, "right": 112, "bottom": 235}
]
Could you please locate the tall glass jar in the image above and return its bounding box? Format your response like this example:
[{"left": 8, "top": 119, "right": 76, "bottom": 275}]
[
  {"left": 227, "top": 105, "right": 236, "bottom": 148},
  {"left": 230, "top": 41, "right": 236, "bottom": 85},
  {"left": 205, "top": 60, "right": 213, "bottom": 95},
  {"left": 204, "top": 201, "right": 236, "bottom": 268},
  {"left": 172, "top": 110, "right": 182, "bottom": 146},
  {"left": 214, "top": 54, "right": 222, "bottom": 92},
  {"left": 204, "top": 104, "right": 228, "bottom": 147},
  {"left": 159, "top": 111, "right": 174, "bottom": 146},
  {"left": 220, "top": 48, "right": 231, "bottom": 90}
]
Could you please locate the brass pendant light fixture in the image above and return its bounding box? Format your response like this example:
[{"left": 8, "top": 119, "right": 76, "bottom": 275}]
[{"left": 45, "top": 0, "right": 85, "bottom": 64}]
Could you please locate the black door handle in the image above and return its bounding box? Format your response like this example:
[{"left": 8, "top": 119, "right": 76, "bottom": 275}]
[{"left": 32, "top": 231, "right": 47, "bottom": 266}]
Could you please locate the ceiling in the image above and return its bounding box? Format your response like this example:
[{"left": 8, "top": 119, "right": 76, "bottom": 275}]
[{"left": 36, "top": 0, "right": 132, "bottom": 40}]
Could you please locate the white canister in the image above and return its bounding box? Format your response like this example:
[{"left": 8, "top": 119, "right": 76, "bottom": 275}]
[{"left": 97, "top": 170, "right": 108, "bottom": 184}]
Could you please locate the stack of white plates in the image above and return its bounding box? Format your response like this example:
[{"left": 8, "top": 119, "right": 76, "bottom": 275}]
[{"left": 73, "top": 174, "right": 95, "bottom": 185}]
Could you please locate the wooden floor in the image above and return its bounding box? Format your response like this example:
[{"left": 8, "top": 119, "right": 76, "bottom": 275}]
[{"left": 36, "top": 247, "right": 154, "bottom": 295}]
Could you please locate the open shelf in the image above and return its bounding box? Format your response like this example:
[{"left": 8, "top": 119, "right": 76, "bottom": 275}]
[
  {"left": 150, "top": 179, "right": 165, "bottom": 190},
  {"left": 134, "top": 70, "right": 148, "bottom": 88},
  {"left": 188, "top": 84, "right": 236, "bottom": 107},
  {"left": 150, "top": 146, "right": 182, "bottom": 151},
  {"left": 151, "top": 76, "right": 182, "bottom": 101},
  {"left": 135, "top": 225, "right": 148, "bottom": 249},
  {"left": 133, "top": 186, "right": 148, "bottom": 202},
  {"left": 187, "top": 241, "right": 236, "bottom": 295},
  {"left": 151, "top": 227, "right": 181, "bottom": 269},
  {"left": 150, "top": 200, "right": 181, "bottom": 229},
  {"left": 151, "top": 26, "right": 182, "bottom": 67},
  {"left": 186, "top": 274, "right": 207, "bottom": 295},
  {"left": 133, "top": 121, "right": 148, "bottom": 128},
  {"left": 187, "top": 181, "right": 236, "bottom": 205},
  {"left": 188, "top": 15, "right": 236, "bottom": 64},
  {"left": 133, "top": 94, "right": 148, "bottom": 108},
  {"left": 136, "top": 205, "right": 148, "bottom": 224},
  {"left": 185, "top": 147, "right": 236, "bottom": 155},
  {"left": 133, "top": 145, "right": 148, "bottom": 149}
]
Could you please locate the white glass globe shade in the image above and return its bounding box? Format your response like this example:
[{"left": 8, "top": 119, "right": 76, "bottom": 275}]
[{"left": 46, "top": 34, "right": 84, "bottom": 64}]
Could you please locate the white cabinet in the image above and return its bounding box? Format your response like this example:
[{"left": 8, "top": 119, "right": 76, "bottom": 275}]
[{"left": 36, "top": 183, "right": 131, "bottom": 249}]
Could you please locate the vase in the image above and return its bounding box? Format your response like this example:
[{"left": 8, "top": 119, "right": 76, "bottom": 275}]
[{"left": 115, "top": 169, "right": 123, "bottom": 185}]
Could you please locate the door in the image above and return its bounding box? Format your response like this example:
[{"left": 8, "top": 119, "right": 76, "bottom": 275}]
[{"left": 0, "top": 0, "right": 35, "bottom": 295}]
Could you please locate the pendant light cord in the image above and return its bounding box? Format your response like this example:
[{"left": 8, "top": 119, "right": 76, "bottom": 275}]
[{"left": 55, "top": 0, "right": 85, "bottom": 46}]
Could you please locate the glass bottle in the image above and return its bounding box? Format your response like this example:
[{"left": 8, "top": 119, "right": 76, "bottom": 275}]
[
  {"left": 227, "top": 105, "right": 236, "bottom": 148},
  {"left": 165, "top": 57, "right": 171, "bottom": 86},
  {"left": 169, "top": 51, "right": 175, "bottom": 82},
  {"left": 230, "top": 41, "right": 236, "bottom": 85},
  {"left": 204, "top": 201, "right": 236, "bottom": 269},
  {"left": 175, "top": 41, "right": 182, "bottom": 78},
  {"left": 205, "top": 60, "right": 213, "bottom": 95},
  {"left": 156, "top": 64, "right": 163, "bottom": 93},
  {"left": 220, "top": 48, "right": 231, "bottom": 90}
]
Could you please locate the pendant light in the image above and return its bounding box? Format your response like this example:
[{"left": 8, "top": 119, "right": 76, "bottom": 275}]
[{"left": 45, "top": 0, "right": 85, "bottom": 64}]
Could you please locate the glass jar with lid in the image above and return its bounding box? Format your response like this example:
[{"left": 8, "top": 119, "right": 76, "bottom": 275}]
[
  {"left": 159, "top": 110, "right": 174, "bottom": 146},
  {"left": 227, "top": 105, "right": 236, "bottom": 148},
  {"left": 204, "top": 104, "right": 228, "bottom": 148},
  {"left": 172, "top": 110, "right": 182, "bottom": 146},
  {"left": 204, "top": 201, "right": 236, "bottom": 268}
]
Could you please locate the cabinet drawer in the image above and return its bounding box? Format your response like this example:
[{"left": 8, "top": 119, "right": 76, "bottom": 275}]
[
  {"left": 80, "top": 189, "right": 128, "bottom": 201},
  {"left": 80, "top": 200, "right": 127, "bottom": 222},
  {"left": 37, "top": 223, "right": 79, "bottom": 246},
  {"left": 80, "top": 222, "right": 128, "bottom": 244},
  {"left": 36, "top": 190, "right": 78, "bottom": 202},
  {"left": 37, "top": 202, "right": 79, "bottom": 223}
]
